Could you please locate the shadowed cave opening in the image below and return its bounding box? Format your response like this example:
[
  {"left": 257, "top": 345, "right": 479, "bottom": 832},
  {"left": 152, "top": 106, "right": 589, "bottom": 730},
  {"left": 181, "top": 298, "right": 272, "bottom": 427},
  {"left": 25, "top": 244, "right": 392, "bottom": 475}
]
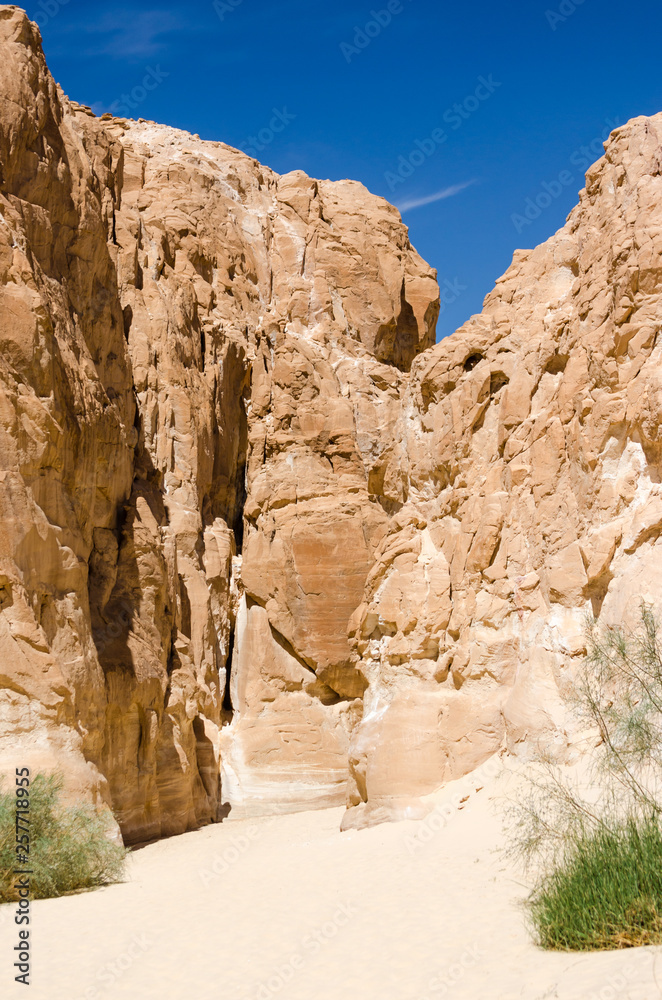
[
  {"left": 545, "top": 352, "right": 569, "bottom": 375},
  {"left": 463, "top": 352, "right": 484, "bottom": 372}
]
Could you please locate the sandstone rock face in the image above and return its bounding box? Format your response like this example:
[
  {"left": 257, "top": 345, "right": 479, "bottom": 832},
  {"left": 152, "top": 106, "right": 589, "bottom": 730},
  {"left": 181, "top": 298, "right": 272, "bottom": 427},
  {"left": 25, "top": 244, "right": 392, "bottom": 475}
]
[
  {"left": 3, "top": 5, "right": 662, "bottom": 841},
  {"left": 343, "top": 111, "right": 662, "bottom": 827},
  {"left": 0, "top": 7, "right": 437, "bottom": 841}
]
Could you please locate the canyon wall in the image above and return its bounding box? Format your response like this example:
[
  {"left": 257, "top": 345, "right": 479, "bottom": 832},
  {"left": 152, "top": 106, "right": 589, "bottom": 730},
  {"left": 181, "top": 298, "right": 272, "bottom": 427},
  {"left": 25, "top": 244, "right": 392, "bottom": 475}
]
[
  {"left": 2, "top": 5, "right": 662, "bottom": 840},
  {"left": 343, "top": 109, "right": 662, "bottom": 827},
  {"left": 0, "top": 6, "right": 437, "bottom": 841}
]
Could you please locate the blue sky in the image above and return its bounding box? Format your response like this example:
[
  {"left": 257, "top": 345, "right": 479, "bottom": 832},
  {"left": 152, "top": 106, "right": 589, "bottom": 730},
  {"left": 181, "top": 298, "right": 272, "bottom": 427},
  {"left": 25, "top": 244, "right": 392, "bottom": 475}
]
[{"left": 31, "top": 0, "right": 662, "bottom": 339}]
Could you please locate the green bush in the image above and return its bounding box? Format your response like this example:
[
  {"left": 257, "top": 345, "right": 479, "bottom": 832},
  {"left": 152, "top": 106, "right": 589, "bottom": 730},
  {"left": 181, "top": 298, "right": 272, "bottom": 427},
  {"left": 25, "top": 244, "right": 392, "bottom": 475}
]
[
  {"left": 530, "top": 815, "right": 662, "bottom": 950},
  {"left": 508, "top": 603, "right": 662, "bottom": 950},
  {"left": 0, "top": 773, "right": 128, "bottom": 902}
]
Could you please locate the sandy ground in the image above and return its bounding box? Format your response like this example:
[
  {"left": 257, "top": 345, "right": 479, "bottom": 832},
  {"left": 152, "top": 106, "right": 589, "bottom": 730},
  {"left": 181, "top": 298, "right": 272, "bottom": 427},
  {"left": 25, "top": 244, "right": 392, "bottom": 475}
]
[{"left": 1, "top": 762, "right": 662, "bottom": 1000}]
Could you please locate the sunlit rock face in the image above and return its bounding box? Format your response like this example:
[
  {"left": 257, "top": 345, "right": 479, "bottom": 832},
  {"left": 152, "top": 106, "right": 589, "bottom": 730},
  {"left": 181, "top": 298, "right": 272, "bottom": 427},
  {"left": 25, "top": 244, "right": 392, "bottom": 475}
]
[
  {"left": 3, "top": 5, "right": 662, "bottom": 842},
  {"left": 0, "top": 7, "right": 437, "bottom": 842},
  {"left": 343, "top": 110, "right": 662, "bottom": 827}
]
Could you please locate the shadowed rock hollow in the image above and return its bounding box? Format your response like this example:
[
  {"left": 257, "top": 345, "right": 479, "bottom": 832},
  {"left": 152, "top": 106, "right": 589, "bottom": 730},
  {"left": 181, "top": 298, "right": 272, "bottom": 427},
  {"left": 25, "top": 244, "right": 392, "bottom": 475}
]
[{"left": 2, "top": 4, "right": 662, "bottom": 842}]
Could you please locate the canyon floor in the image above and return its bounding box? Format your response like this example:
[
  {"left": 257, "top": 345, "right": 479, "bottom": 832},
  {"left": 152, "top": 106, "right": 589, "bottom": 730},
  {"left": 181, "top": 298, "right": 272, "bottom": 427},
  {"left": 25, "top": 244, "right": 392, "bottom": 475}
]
[{"left": 1, "top": 763, "right": 661, "bottom": 1000}]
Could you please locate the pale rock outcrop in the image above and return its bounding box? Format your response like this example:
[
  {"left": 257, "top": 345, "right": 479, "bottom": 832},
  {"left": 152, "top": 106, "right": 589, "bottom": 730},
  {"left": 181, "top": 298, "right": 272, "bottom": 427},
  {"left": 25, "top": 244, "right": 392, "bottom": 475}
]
[
  {"left": 0, "top": 6, "right": 437, "bottom": 841},
  {"left": 344, "top": 111, "right": 662, "bottom": 827}
]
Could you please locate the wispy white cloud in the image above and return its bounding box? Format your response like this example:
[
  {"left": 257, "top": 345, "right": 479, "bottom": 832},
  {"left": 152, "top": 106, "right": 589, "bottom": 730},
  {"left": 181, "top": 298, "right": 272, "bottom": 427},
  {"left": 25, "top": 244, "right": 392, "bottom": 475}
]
[
  {"left": 81, "top": 10, "right": 183, "bottom": 59},
  {"left": 397, "top": 180, "right": 477, "bottom": 214}
]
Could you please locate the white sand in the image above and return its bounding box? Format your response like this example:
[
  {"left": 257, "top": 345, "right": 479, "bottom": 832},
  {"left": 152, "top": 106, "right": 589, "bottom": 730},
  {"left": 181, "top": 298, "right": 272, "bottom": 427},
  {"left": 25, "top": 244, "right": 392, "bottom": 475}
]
[{"left": 2, "top": 764, "right": 662, "bottom": 1000}]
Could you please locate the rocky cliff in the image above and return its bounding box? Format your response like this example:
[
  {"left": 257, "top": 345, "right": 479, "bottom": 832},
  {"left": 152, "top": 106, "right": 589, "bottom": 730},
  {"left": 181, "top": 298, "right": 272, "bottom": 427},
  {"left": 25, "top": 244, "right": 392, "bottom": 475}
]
[
  {"left": 1, "top": 5, "right": 662, "bottom": 842},
  {"left": 0, "top": 5, "right": 438, "bottom": 842},
  {"left": 343, "top": 109, "right": 662, "bottom": 827}
]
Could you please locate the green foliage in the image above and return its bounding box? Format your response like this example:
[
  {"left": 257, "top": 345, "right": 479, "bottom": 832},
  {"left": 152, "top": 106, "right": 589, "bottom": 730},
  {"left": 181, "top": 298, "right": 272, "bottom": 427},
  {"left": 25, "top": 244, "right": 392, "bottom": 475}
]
[
  {"left": 578, "top": 601, "right": 662, "bottom": 806},
  {"left": 530, "top": 816, "right": 662, "bottom": 950},
  {"left": 509, "top": 603, "right": 662, "bottom": 950},
  {"left": 0, "top": 773, "right": 127, "bottom": 903}
]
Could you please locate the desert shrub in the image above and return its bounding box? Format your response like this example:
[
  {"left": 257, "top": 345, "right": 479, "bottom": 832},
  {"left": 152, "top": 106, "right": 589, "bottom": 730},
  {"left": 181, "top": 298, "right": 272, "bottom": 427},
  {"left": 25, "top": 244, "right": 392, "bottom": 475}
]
[
  {"left": 509, "top": 603, "right": 662, "bottom": 950},
  {"left": 0, "top": 773, "right": 127, "bottom": 902},
  {"left": 530, "top": 815, "right": 662, "bottom": 950}
]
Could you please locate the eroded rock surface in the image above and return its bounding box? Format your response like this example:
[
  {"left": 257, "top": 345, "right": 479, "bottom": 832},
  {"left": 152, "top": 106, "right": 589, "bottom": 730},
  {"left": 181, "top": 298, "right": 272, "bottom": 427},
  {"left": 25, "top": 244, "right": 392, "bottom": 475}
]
[
  {"left": 344, "top": 111, "right": 662, "bottom": 827},
  {"left": 0, "top": 7, "right": 437, "bottom": 841},
  {"left": 3, "top": 5, "right": 662, "bottom": 841}
]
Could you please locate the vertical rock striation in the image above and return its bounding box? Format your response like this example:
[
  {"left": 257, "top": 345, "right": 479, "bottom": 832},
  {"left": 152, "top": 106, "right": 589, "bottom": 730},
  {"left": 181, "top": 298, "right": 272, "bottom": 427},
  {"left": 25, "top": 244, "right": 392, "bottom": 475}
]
[
  {"left": 343, "top": 110, "right": 662, "bottom": 827},
  {"left": 3, "top": 5, "right": 662, "bottom": 840},
  {"left": 0, "top": 6, "right": 437, "bottom": 841}
]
